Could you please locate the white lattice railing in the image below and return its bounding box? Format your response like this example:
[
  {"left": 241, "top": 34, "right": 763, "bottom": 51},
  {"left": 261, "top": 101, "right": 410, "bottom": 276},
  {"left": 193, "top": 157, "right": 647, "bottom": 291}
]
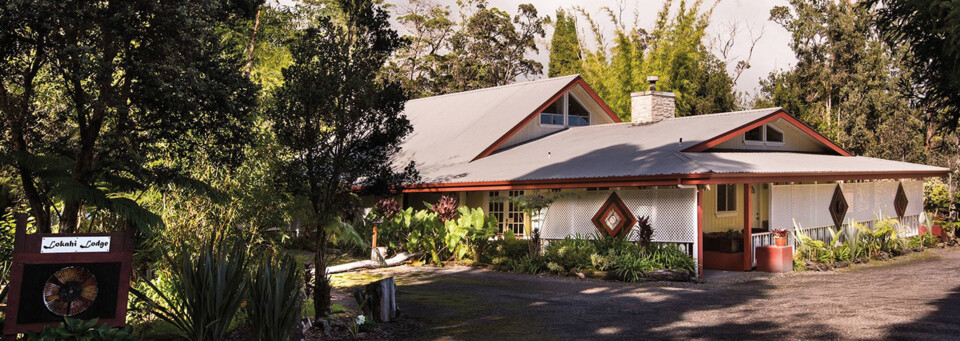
[{"left": 751, "top": 232, "right": 774, "bottom": 267}]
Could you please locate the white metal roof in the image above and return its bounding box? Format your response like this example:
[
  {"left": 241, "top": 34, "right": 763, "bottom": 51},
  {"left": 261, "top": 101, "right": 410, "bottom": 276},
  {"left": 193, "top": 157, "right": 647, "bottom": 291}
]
[
  {"left": 394, "top": 75, "right": 579, "bottom": 173},
  {"left": 393, "top": 78, "right": 948, "bottom": 186}
]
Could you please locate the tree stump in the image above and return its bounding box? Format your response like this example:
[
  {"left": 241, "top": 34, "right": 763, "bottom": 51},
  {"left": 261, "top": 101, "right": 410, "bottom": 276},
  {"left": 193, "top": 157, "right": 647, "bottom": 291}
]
[
  {"left": 645, "top": 269, "right": 692, "bottom": 282},
  {"left": 353, "top": 277, "right": 398, "bottom": 323}
]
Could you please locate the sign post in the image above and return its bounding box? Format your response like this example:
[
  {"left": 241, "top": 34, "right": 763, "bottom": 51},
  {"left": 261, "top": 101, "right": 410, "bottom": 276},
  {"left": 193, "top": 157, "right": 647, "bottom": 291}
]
[{"left": 3, "top": 214, "right": 134, "bottom": 336}]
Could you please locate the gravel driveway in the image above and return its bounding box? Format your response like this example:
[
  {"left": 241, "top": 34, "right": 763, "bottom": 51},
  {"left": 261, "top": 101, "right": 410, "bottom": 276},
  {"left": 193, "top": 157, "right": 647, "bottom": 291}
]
[{"left": 331, "top": 248, "right": 960, "bottom": 340}]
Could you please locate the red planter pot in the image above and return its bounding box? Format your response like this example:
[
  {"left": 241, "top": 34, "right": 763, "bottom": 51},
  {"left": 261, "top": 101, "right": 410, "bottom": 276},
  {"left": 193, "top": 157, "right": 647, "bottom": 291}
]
[
  {"left": 933, "top": 225, "right": 943, "bottom": 238},
  {"left": 775, "top": 237, "right": 787, "bottom": 247}
]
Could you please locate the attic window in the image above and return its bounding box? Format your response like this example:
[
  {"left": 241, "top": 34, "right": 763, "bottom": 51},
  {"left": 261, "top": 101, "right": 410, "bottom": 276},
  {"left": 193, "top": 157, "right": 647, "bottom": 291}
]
[
  {"left": 568, "top": 96, "right": 590, "bottom": 126},
  {"left": 540, "top": 99, "right": 564, "bottom": 126},
  {"left": 744, "top": 126, "right": 763, "bottom": 142},
  {"left": 766, "top": 125, "right": 784, "bottom": 143}
]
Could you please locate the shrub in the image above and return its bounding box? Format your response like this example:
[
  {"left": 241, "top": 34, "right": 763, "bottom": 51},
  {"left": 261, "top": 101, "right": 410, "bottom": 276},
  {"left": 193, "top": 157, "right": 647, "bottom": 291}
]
[
  {"left": 508, "top": 255, "right": 547, "bottom": 274},
  {"left": 635, "top": 216, "right": 653, "bottom": 249},
  {"left": 645, "top": 244, "right": 696, "bottom": 273},
  {"left": 27, "top": 318, "right": 135, "bottom": 341},
  {"left": 615, "top": 251, "right": 657, "bottom": 282},
  {"left": 485, "top": 231, "right": 529, "bottom": 263},
  {"left": 923, "top": 234, "right": 940, "bottom": 248},
  {"left": 444, "top": 206, "right": 497, "bottom": 261},
  {"left": 247, "top": 254, "right": 304, "bottom": 341},
  {"left": 543, "top": 235, "right": 597, "bottom": 270},
  {"left": 590, "top": 251, "right": 617, "bottom": 271},
  {"left": 134, "top": 240, "right": 250, "bottom": 341}
]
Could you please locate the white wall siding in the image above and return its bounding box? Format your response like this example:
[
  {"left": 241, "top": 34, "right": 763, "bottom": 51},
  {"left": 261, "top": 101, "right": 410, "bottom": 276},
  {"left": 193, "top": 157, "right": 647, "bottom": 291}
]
[{"left": 770, "top": 180, "right": 923, "bottom": 230}]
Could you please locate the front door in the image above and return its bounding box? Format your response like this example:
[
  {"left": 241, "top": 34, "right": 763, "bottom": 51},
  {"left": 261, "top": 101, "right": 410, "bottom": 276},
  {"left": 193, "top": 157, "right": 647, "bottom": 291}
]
[{"left": 752, "top": 184, "right": 763, "bottom": 231}]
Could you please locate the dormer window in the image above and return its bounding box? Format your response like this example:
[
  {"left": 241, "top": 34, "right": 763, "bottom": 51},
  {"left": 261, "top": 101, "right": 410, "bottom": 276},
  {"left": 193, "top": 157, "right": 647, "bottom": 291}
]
[
  {"left": 745, "top": 126, "right": 763, "bottom": 142},
  {"left": 539, "top": 93, "right": 591, "bottom": 128},
  {"left": 539, "top": 100, "right": 564, "bottom": 126},
  {"left": 744, "top": 124, "right": 784, "bottom": 145},
  {"left": 568, "top": 96, "right": 590, "bottom": 126},
  {"left": 766, "top": 125, "right": 783, "bottom": 143}
]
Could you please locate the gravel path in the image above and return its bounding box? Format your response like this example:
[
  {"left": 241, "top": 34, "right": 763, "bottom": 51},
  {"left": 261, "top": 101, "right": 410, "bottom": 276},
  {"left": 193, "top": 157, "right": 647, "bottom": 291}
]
[{"left": 332, "top": 247, "right": 960, "bottom": 340}]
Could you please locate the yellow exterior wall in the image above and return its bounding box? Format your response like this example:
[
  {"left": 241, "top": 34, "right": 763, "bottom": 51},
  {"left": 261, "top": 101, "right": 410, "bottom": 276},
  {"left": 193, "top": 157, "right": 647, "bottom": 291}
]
[{"left": 702, "top": 184, "right": 745, "bottom": 233}]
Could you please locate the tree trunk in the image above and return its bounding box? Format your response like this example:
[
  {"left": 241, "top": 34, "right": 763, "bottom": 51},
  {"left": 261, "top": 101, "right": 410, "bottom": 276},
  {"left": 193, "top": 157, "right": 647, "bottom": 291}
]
[
  {"left": 243, "top": 5, "right": 262, "bottom": 78},
  {"left": 313, "top": 223, "right": 330, "bottom": 318}
]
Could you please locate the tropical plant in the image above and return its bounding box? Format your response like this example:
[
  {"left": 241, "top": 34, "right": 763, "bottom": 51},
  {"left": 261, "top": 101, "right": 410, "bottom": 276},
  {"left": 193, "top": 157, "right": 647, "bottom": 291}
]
[
  {"left": 26, "top": 318, "right": 135, "bottom": 341},
  {"left": 429, "top": 195, "right": 460, "bottom": 223},
  {"left": 772, "top": 228, "right": 789, "bottom": 238},
  {"left": 133, "top": 241, "right": 250, "bottom": 341},
  {"left": 635, "top": 216, "right": 653, "bottom": 249},
  {"left": 247, "top": 254, "right": 304, "bottom": 341},
  {"left": 444, "top": 206, "right": 498, "bottom": 261}
]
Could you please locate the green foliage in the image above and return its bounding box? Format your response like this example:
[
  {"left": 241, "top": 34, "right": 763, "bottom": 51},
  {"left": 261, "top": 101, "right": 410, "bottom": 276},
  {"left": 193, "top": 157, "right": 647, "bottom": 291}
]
[
  {"left": 924, "top": 178, "right": 954, "bottom": 218},
  {"left": 444, "top": 206, "right": 498, "bottom": 261},
  {"left": 869, "top": 0, "right": 960, "bottom": 128},
  {"left": 390, "top": 0, "right": 547, "bottom": 97},
  {"left": 133, "top": 241, "right": 250, "bottom": 341},
  {"left": 27, "top": 318, "right": 135, "bottom": 341},
  {"left": 548, "top": 9, "right": 583, "bottom": 77},
  {"left": 0, "top": 0, "right": 260, "bottom": 233},
  {"left": 576, "top": 0, "right": 737, "bottom": 120},
  {"left": 491, "top": 232, "right": 695, "bottom": 281},
  {"left": 247, "top": 254, "right": 304, "bottom": 341},
  {"left": 759, "top": 0, "right": 926, "bottom": 163}
]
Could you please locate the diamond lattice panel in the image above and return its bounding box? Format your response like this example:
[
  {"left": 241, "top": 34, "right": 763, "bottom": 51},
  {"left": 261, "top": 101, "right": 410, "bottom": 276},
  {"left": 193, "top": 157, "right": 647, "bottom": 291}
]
[{"left": 540, "top": 188, "right": 697, "bottom": 243}]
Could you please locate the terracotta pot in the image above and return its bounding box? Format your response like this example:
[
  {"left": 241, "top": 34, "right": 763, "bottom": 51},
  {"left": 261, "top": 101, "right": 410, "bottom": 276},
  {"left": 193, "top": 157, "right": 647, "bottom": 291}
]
[
  {"left": 933, "top": 225, "right": 943, "bottom": 238},
  {"left": 775, "top": 237, "right": 787, "bottom": 247}
]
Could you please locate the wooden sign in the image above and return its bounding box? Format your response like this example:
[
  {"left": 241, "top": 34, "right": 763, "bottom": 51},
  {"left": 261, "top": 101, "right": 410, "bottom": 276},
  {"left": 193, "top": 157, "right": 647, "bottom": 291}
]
[{"left": 4, "top": 214, "right": 134, "bottom": 335}]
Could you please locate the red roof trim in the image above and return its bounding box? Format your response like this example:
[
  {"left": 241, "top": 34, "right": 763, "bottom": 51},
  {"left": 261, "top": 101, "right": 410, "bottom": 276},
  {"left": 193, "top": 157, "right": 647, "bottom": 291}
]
[
  {"left": 471, "top": 76, "right": 622, "bottom": 161},
  {"left": 401, "top": 170, "right": 946, "bottom": 192},
  {"left": 681, "top": 110, "right": 852, "bottom": 156}
]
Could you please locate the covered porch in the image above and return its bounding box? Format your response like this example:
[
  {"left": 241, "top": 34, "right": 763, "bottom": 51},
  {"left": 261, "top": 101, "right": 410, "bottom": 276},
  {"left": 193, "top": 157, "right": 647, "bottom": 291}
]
[{"left": 699, "top": 179, "right": 925, "bottom": 272}]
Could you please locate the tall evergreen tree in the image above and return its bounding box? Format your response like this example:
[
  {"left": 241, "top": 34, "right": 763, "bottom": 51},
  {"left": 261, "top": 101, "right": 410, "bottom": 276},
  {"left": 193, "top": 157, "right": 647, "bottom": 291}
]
[{"left": 548, "top": 9, "right": 583, "bottom": 77}]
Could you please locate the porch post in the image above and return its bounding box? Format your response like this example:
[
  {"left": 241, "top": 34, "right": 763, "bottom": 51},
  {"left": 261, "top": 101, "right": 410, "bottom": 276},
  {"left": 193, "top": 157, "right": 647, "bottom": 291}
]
[
  {"left": 697, "top": 186, "right": 704, "bottom": 280},
  {"left": 743, "top": 183, "right": 752, "bottom": 271}
]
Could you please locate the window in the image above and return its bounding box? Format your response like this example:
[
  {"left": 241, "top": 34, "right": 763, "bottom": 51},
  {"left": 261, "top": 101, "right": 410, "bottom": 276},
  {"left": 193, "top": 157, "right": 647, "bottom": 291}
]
[
  {"left": 766, "top": 125, "right": 784, "bottom": 143},
  {"left": 488, "top": 190, "right": 526, "bottom": 237},
  {"left": 717, "top": 184, "right": 737, "bottom": 213},
  {"left": 744, "top": 124, "right": 785, "bottom": 144},
  {"left": 568, "top": 96, "right": 590, "bottom": 126},
  {"left": 744, "top": 126, "right": 763, "bottom": 142},
  {"left": 539, "top": 99, "right": 564, "bottom": 126}
]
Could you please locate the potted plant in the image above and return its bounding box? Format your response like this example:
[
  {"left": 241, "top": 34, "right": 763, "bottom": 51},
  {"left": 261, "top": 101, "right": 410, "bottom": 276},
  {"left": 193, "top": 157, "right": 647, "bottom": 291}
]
[{"left": 773, "top": 228, "right": 789, "bottom": 247}]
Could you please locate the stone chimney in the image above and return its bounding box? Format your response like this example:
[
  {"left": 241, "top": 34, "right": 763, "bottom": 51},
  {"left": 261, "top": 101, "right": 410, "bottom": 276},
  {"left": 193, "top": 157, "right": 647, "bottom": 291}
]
[{"left": 631, "top": 76, "right": 676, "bottom": 124}]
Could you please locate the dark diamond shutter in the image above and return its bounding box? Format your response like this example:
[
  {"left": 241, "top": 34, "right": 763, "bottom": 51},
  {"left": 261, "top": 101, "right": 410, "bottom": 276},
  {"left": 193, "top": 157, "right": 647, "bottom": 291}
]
[
  {"left": 828, "top": 184, "right": 848, "bottom": 229},
  {"left": 894, "top": 182, "right": 909, "bottom": 219}
]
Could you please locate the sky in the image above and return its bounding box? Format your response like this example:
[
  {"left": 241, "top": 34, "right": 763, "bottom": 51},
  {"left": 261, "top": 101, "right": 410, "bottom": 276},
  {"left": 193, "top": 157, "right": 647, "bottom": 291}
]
[{"left": 276, "top": 0, "right": 796, "bottom": 94}]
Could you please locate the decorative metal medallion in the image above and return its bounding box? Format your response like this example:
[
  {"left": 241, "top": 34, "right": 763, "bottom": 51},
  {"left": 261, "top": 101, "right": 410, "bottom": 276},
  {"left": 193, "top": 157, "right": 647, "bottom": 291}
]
[
  {"left": 43, "top": 267, "right": 98, "bottom": 316},
  {"left": 828, "top": 184, "right": 848, "bottom": 229},
  {"left": 591, "top": 192, "right": 637, "bottom": 237},
  {"left": 894, "top": 182, "right": 909, "bottom": 219}
]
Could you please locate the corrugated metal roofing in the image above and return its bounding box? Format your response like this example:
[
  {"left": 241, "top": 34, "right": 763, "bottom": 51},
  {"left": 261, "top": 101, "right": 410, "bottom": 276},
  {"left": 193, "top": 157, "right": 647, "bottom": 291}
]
[
  {"left": 394, "top": 75, "right": 579, "bottom": 173},
  {"left": 394, "top": 78, "right": 948, "bottom": 185}
]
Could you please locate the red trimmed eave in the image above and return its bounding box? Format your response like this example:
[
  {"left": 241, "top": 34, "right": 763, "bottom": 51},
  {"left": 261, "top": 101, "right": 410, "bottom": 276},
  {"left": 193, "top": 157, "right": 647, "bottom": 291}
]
[
  {"left": 681, "top": 109, "right": 852, "bottom": 156},
  {"left": 471, "top": 76, "right": 622, "bottom": 162},
  {"left": 399, "top": 170, "right": 949, "bottom": 193}
]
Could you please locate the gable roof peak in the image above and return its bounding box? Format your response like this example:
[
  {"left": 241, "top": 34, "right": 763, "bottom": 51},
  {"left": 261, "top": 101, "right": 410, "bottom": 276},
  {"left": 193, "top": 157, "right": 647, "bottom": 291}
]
[{"left": 406, "top": 74, "right": 580, "bottom": 104}]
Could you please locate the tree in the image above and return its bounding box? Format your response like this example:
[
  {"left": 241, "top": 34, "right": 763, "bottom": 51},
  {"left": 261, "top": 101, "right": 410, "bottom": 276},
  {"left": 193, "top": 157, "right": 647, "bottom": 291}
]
[
  {"left": 757, "top": 0, "right": 925, "bottom": 162},
  {"left": 0, "top": 0, "right": 261, "bottom": 233},
  {"left": 269, "top": 0, "right": 417, "bottom": 316},
  {"left": 548, "top": 9, "right": 583, "bottom": 77},
  {"left": 389, "top": 0, "right": 547, "bottom": 97},
  {"left": 575, "top": 0, "right": 736, "bottom": 120},
  {"left": 867, "top": 0, "right": 960, "bottom": 130}
]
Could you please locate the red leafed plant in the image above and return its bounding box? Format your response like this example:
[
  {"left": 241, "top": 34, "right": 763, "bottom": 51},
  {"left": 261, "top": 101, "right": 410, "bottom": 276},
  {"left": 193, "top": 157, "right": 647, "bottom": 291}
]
[
  {"left": 432, "top": 195, "right": 459, "bottom": 222},
  {"left": 636, "top": 216, "right": 653, "bottom": 248},
  {"left": 773, "top": 228, "right": 789, "bottom": 238},
  {"left": 374, "top": 198, "right": 401, "bottom": 219}
]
